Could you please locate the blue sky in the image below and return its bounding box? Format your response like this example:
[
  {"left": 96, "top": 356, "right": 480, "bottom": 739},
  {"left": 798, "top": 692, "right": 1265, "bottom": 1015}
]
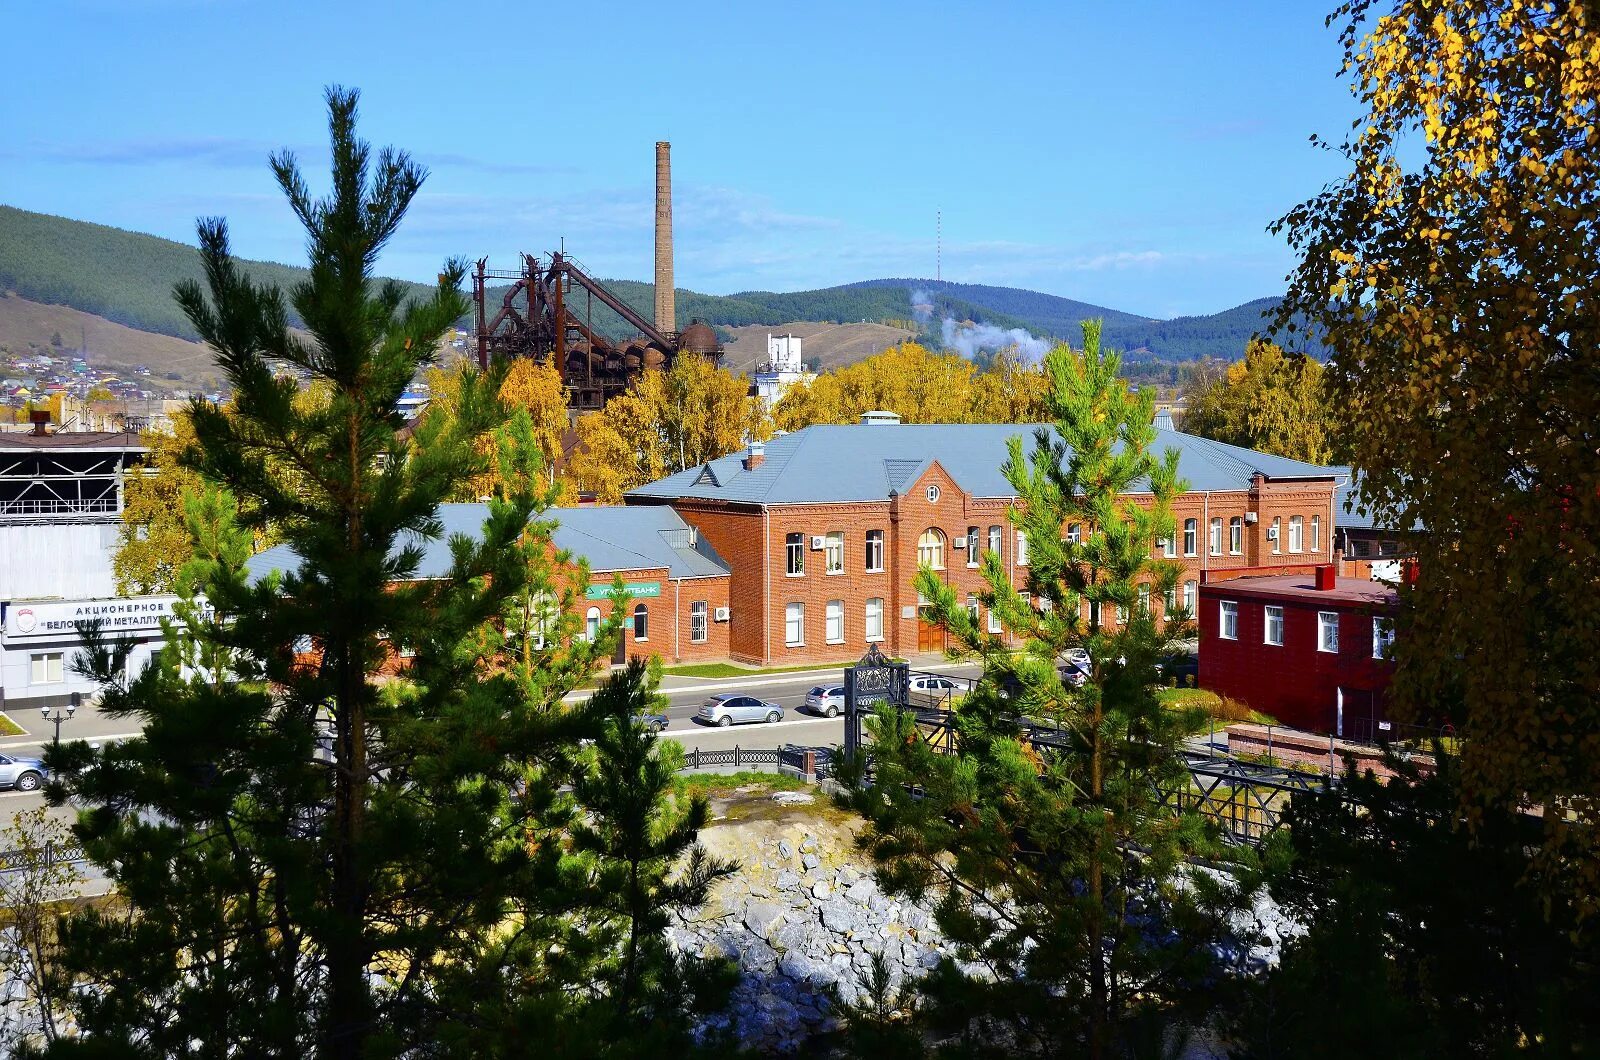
[{"left": 7, "top": 0, "right": 1359, "bottom": 318}]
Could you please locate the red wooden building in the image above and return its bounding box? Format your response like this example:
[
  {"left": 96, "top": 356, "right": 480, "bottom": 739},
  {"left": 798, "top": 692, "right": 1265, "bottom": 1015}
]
[{"left": 1199, "top": 566, "right": 1397, "bottom": 737}]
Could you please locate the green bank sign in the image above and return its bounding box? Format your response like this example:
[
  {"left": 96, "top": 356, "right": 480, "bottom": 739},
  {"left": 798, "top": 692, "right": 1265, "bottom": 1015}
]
[{"left": 585, "top": 581, "right": 662, "bottom": 601}]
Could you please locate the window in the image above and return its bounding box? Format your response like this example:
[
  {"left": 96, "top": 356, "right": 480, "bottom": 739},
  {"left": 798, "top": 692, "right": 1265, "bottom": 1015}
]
[
  {"left": 30, "top": 652, "right": 63, "bottom": 684},
  {"left": 826, "top": 600, "right": 844, "bottom": 644},
  {"left": 1373, "top": 616, "right": 1395, "bottom": 660},
  {"left": 530, "top": 592, "right": 556, "bottom": 649},
  {"left": 865, "top": 598, "right": 884, "bottom": 641},
  {"left": 785, "top": 602, "right": 805, "bottom": 646},
  {"left": 1229, "top": 516, "right": 1243, "bottom": 555},
  {"left": 1015, "top": 531, "right": 1029, "bottom": 566},
  {"left": 1271, "top": 517, "right": 1282, "bottom": 555},
  {"left": 1183, "top": 518, "right": 1197, "bottom": 556},
  {"left": 926, "top": 484, "right": 941, "bottom": 503},
  {"left": 917, "top": 528, "right": 946, "bottom": 570},
  {"left": 1209, "top": 517, "right": 1223, "bottom": 556},
  {"left": 865, "top": 529, "right": 884, "bottom": 572},
  {"left": 1138, "top": 584, "right": 1151, "bottom": 616},
  {"left": 1219, "top": 601, "right": 1238, "bottom": 639},
  {"left": 1163, "top": 585, "right": 1177, "bottom": 616},
  {"left": 785, "top": 532, "right": 804, "bottom": 576},
  {"left": 987, "top": 606, "right": 1003, "bottom": 635},
  {"left": 1158, "top": 532, "right": 1175, "bottom": 558},
  {"left": 1088, "top": 599, "right": 1102, "bottom": 626},
  {"left": 966, "top": 593, "right": 980, "bottom": 624},
  {"left": 824, "top": 531, "right": 844, "bottom": 574},
  {"left": 1318, "top": 611, "right": 1340, "bottom": 653},
  {"left": 1264, "top": 605, "right": 1283, "bottom": 646},
  {"left": 1183, "top": 580, "right": 1198, "bottom": 615},
  {"left": 1068, "top": 523, "right": 1082, "bottom": 545},
  {"left": 632, "top": 604, "right": 648, "bottom": 642},
  {"left": 988, "top": 524, "right": 1003, "bottom": 555},
  {"left": 1115, "top": 602, "right": 1129, "bottom": 626},
  {"left": 967, "top": 526, "right": 980, "bottom": 566},
  {"left": 690, "top": 601, "right": 708, "bottom": 643},
  {"left": 585, "top": 607, "right": 601, "bottom": 643},
  {"left": 1311, "top": 515, "right": 1321, "bottom": 552},
  {"left": 1289, "top": 515, "right": 1304, "bottom": 553}
]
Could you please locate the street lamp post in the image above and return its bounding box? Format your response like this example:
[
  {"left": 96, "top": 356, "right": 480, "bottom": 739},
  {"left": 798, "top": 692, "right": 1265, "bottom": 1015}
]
[{"left": 40, "top": 692, "right": 79, "bottom": 752}]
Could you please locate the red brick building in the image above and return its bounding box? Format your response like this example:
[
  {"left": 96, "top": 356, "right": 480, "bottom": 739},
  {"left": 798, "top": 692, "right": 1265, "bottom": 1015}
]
[
  {"left": 627, "top": 417, "right": 1344, "bottom": 667},
  {"left": 1199, "top": 567, "right": 1397, "bottom": 736}
]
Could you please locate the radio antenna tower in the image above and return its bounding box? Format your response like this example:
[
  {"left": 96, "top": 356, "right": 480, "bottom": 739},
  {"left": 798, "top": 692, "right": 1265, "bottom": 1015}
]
[{"left": 936, "top": 208, "right": 942, "bottom": 284}]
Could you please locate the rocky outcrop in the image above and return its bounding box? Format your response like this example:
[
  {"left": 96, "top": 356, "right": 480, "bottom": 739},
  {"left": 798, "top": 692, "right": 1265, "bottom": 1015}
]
[{"left": 666, "top": 791, "right": 958, "bottom": 1053}]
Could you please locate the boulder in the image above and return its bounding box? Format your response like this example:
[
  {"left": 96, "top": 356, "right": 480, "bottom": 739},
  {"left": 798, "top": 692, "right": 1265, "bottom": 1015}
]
[{"left": 744, "top": 901, "right": 786, "bottom": 938}]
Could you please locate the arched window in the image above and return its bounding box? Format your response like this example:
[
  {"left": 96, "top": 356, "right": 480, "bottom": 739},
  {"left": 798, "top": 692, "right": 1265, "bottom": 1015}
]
[
  {"left": 1288, "top": 515, "right": 1304, "bottom": 553},
  {"left": 632, "top": 603, "right": 648, "bottom": 641},
  {"left": 1183, "top": 518, "right": 1197, "bottom": 556},
  {"left": 585, "top": 606, "right": 601, "bottom": 642},
  {"left": 1209, "top": 517, "right": 1223, "bottom": 556},
  {"left": 917, "top": 528, "right": 946, "bottom": 570},
  {"left": 988, "top": 524, "right": 1002, "bottom": 555}
]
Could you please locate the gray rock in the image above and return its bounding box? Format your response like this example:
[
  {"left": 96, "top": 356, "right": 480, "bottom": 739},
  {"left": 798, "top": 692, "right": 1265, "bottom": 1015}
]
[
  {"left": 820, "top": 900, "right": 860, "bottom": 934},
  {"left": 868, "top": 892, "right": 891, "bottom": 913},
  {"left": 775, "top": 869, "right": 801, "bottom": 891},
  {"left": 903, "top": 906, "right": 930, "bottom": 930},
  {"left": 801, "top": 852, "right": 820, "bottom": 871},
  {"left": 744, "top": 901, "right": 786, "bottom": 938},
  {"left": 777, "top": 839, "right": 794, "bottom": 860},
  {"left": 845, "top": 879, "right": 876, "bottom": 903},
  {"left": 779, "top": 952, "right": 818, "bottom": 982},
  {"left": 799, "top": 835, "right": 817, "bottom": 853},
  {"left": 812, "top": 880, "right": 834, "bottom": 900},
  {"left": 836, "top": 865, "right": 861, "bottom": 886}
]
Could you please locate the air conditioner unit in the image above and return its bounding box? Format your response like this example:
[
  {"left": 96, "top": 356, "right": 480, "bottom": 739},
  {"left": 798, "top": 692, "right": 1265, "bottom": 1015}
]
[
  {"left": 1244, "top": 512, "right": 1259, "bottom": 524},
  {"left": 1265, "top": 525, "right": 1279, "bottom": 540},
  {"left": 953, "top": 536, "right": 968, "bottom": 549},
  {"left": 810, "top": 535, "right": 826, "bottom": 550},
  {"left": 714, "top": 606, "right": 731, "bottom": 622}
]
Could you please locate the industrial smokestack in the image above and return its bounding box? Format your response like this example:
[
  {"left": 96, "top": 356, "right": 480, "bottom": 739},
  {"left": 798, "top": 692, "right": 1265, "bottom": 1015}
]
[{"left": 654, "top": 140, "right": 675, "bottom": 334}]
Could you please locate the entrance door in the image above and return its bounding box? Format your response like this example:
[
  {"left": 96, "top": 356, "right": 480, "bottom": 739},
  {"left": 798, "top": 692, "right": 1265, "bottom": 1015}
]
[
  {"left": 917, "top": 607, "right": 945, "bottom": 653},
  {"left": 613, "top": 633, "right": 627, "bottom": 666}
]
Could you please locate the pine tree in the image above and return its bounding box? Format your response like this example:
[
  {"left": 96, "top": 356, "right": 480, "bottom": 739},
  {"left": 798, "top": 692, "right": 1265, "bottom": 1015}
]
[
  {"left": 39, "top": 88, "right": 613, "bottom": 1057},
  {"left": 839, "top": 322, "right": 1258, "bottom": 1058}
]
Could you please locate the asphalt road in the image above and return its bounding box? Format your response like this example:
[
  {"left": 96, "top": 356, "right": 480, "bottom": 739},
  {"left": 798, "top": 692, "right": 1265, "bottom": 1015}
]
[{"left": 0, "top": 658, "right": 985, "bottom": 828}]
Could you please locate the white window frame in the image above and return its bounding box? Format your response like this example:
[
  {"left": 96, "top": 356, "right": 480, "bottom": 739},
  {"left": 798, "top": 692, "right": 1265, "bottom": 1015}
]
[
  {"left": 785, "top": 532, "right": 805, "bottom": 576},
  {"left": 966, "top": 594, "right": 980, "bottom": 625},
  {"left": 1372, "top": 616, "right": 1395, "bottom": 660},
  {"left": 926, "top": 484, "right": 940, "bottom": 503},
  {"left": 865, "top": 597, "right": 884, "bottom": 642},
  {"left": 1158, "top": 533, "right": 1175, "bottom": 558},
  {"left": 785, "top": 602, "right": 805, "bottom": 647},
  {"left": 967, "top": 525, "right": 980, "bottom": 567},
  {"left": 1067, "top": 523, "right": 1082, "bottom": 545},
  {"left": 1271, "top": 517, "right": 1282, "bottom": 555},
  {"left": 1220, "top": 600, "right": 1238, "bottom": 640},
  {"left": 1163, "top": 585, "right": 1177, "bottom": 616},
  {"left": 824, "top": 531, "right": 845, "bottom": 575},
  {"left": 865, "top": 529, "right": 884, "bottom": 573},
  {"left": 1184, "top": 518, "right": 1197, "bottom": 557},
  {"left": 1209, "top": 517, "right": 1223, "bottom": 557},
  {"left": 585, "top": 606, "right": 602, "bottom": 643},
  {"left": 1311, "top": 515, "right": 1321, "bottom": 552},
  {"left": 825, "top": 599, "right": 845, "bottom": 644},
  {"left": 987, "top": 606, "right": 1003, "bottom": 635},
  {"left": 1115, "top": 602, "right": 1129, "bottom": 626},
  {"left": 1229, "top": 516, "right": 1243, "bottom": 555},
  {"left": 1289, "top": 515, "right": 1304, "bottom": 554},
  {"left": 988, "top": 524, "right": 1003, "bottom": 556},
  {"left": 1138, "top": 584, "right": 1151, "bottom": 616},
  {"left": 690, "top": 601, "right": 708, "bottom": 643},
  {"left": 1318, "top": 611, "right": 1340, "bottom": 653},
  {"left": 917, "top": 528, "right": 946, "bottom": 571},
  {"left": 1015, "top": 530, "right": 1029, "bottom": 566},
  {"left": 1183, "top": 580, "right": 1198, "bottom": 615},
  {"left": 30, "top": 651, "right": 64, "bottom": 684},
  {"left": 1264, "top": 604, "right": 1283, "bottom": 646}
]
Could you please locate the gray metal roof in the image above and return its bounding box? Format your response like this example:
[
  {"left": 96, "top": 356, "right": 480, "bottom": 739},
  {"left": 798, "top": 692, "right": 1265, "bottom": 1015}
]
[
  {"left": 246, "top": 504, "right": 730, "bottom": 584},
  {"left": 1332, "top": 468, "right": 1425, "bottom": 532},
  {"left": 627, "top": 423, "right": 1343, "bottom": 506}
]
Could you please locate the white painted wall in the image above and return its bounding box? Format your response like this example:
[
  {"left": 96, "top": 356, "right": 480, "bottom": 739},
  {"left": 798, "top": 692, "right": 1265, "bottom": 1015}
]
[{"left": 0, "top": 522, "right": 120, "bottom": 600}]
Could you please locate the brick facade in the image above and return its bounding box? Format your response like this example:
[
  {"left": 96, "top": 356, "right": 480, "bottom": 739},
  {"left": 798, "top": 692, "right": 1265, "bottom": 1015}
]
[
  {"left": 574, "top": 564, "right": 732, "bottom": 666},
  {"left": 635, "top": 465, "right": 1340, "bottom": 668}
]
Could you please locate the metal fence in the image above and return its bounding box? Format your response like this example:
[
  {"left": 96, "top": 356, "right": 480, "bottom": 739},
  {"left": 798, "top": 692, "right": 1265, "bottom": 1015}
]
[{"left": 0, "top": 841, "right": 86, "bottom": 874}]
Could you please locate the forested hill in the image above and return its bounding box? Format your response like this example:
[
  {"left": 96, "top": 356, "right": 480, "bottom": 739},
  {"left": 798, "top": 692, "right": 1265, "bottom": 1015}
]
[{"left": 3, "top": 205, "right": 1299, "bottom": 361}]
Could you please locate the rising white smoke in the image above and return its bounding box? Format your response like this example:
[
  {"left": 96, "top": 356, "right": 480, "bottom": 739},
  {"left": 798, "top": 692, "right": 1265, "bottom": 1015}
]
[
  {"left": 940, "top": 318, "right": 1051, "bottom": 362},
  {"left": 909, "top": 289, "right": 935, "bottom": 323}
]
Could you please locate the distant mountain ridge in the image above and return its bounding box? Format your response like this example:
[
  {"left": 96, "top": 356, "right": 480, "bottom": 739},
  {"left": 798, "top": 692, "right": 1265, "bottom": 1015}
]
[{"left": 1, "top": 205, "right": 1294, "bottom": 364}]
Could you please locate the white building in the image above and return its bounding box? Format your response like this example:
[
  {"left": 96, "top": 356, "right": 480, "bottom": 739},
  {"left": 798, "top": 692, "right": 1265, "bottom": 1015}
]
[{"left": 752, "top": 333, "right": 813, "bottom": 408}]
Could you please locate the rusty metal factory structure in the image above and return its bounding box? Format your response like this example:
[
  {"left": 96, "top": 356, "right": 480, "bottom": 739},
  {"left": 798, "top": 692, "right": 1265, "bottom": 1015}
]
[{"left": 471, "top": 141, "right": 722, "bottom": 411}]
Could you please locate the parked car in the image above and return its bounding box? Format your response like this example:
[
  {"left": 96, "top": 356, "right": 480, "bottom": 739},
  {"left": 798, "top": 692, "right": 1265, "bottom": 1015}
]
[
  {"left": 1059, "top": 648, "right": 1092, "bottom": 687},
  {"left": 697, "top": 693, "right": 784, "bottom": 727},
  {"left": 1155, "top": 654, "right": 1199, "bottom": 684},
  {"left": 0, "top": 753, "right": 46, "bottom": 792},
  {"left": 635, "top": 712, "right": 670, "bottom": 734},
  {"left": 804, "top": 684, "right": 846, "bottom": 717}
]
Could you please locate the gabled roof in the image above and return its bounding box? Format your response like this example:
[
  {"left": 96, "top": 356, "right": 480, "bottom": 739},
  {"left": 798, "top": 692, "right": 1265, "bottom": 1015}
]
[
  {"left": 246, "top": 504, "right": 730, "bottom": 584},
  {"left": 1332, "top": 468, "right": 1426, "bottom": 533},
  {"left": 627, "top": 423, "right": 1343, "bottom": 506}
]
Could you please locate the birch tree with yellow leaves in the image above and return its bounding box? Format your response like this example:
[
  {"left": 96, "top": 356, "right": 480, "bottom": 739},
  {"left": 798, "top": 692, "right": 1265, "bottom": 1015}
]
[{"left": 1273, "top": 0, "right": 1600, "bottom": 910}]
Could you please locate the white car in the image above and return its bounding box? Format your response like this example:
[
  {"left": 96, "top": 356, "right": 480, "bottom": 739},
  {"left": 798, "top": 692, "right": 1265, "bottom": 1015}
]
[
  {"left": 697, "top": 693, "right": 784, "bottom": 727},
  {"left": 1059, "top": 648, "right": 1091, "bottom": 687},
  {"left": 804, "top": 684, "right": 846, "bottom": 717},
  {"left": 908, "top": 675, "right": 961, "bottom": 704}
]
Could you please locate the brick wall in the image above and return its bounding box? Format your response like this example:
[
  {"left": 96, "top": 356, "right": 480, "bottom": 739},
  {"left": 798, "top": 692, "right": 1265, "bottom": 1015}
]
[{"left": 576, "top": 564, "right": 732, "bottom": 665}]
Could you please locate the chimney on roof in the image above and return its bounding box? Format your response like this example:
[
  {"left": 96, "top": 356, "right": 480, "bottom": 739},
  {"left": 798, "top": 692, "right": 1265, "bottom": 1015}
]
[
  {"left": 29, "top": 409, "right": 50, "bottom": 436},
  {"left": 860, "top": 410, "right": 901, "bottom": 426},
  {"left": 743, "top": 440, "right": 765, "bottom": 471},
  {"left": 1315, "top": 564, "right": 1337, "bottom": 591}
]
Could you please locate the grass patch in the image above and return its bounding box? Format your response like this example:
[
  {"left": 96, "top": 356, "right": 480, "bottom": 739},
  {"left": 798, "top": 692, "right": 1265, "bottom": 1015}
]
[
  {"left": 671, "top": 770, "right": 808, "bottom": 801},
  {"left": 662, "top": 661, "right": 849, "bottom": 680},
  {"left": 0, "top": 712, "right": 26, "bottom": 737},
  {"left": 1158, "top": 687, "right": 1278, "bottom": 726}
]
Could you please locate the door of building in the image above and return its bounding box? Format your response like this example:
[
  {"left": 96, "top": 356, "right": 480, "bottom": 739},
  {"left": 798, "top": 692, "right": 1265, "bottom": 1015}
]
[
  {"left": 916, "top": 607, "right": 945, "bottom": 653},
  {"left": 613, "top": 634, "right": 627, "bottom": 666}
]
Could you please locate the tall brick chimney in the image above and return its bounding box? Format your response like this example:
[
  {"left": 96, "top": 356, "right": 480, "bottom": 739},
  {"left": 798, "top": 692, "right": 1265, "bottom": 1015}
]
[{"left": 654, "top": 141, "right": 674, "bottom": 335}]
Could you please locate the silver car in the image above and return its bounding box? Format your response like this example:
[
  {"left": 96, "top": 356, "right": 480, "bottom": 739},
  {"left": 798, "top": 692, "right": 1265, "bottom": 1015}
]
[
  {"left": 697, "top": 693, "right": 784, "bottom": 727},
  {"left": 0, "top": 753, "right": 46, "bottom": 792},
  {"left": 804, "top": 684, "right": 845, "bottom": 718}
]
